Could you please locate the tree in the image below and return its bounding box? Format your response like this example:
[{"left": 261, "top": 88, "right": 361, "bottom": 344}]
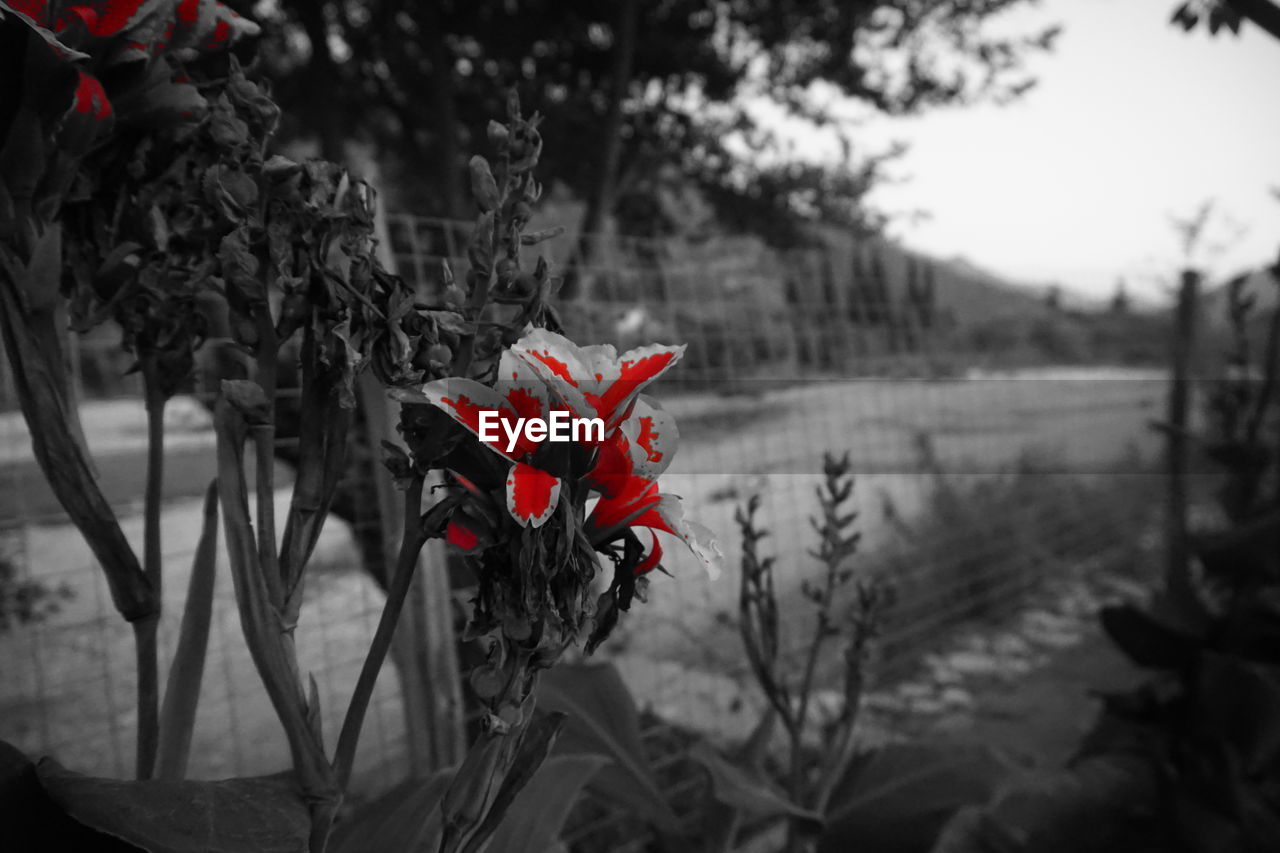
[
  {"left": 1110, "top": 277, "right": 1131, "bottom": 314},
  {"left": 1044, "top": 284, "right": 1062, "bottom": 312},
  {"left": 243, "top": 1, "right": 1058, "bottom": 269}
]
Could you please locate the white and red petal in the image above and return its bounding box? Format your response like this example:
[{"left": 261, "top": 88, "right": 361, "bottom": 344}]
[
  {"left": 398, "top": 379, "right": 529, "bottom": 460},
  {"left": 510, "top": 328, "right": 599, "bottom": 415},
  {"left": 505, "top": 461, "right": 561, "bottom": 528},
  {"left": 621, "top": 397, "right": 678, "bottom": 481},
  {"left": 645, "top": 495, "right": 722, "bottom": 580},
  {"left": 500, "top": 344, "right": 595, "bottom": 426},
  {"left": 595, "top": 342, "right": 685, "bottom": 430},
  {"left": 511, "top": 328, "right": 684, "bottom": 429}
]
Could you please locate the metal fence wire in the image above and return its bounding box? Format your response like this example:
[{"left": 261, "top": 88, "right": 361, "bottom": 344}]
[{"left": 1, "top": 215, "right": 1188, "bottom": 848}]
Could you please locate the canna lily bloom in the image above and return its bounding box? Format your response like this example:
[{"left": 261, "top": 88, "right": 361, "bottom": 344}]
[
  {"left": 399, "top": 328, "right": 684, "bottom": 528},
  {"left": 586, "top": 398, "right": 721, "bottom": 580}
]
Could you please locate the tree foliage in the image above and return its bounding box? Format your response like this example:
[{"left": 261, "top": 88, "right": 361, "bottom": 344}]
[
  {"left": 244, "top": 0, "right": 1057, "bottom": 244},
  {"left": 1171, "top": 0, "right": 1280, "bottom": 41}
]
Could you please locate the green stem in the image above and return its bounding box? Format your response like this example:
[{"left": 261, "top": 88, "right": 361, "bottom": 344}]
[
  {"left": 132, "top": 617, "right": 160, "bottom": 780},
  {"left": 136, "top": 357, "right": 168, "bottom": 779},
  {"left": 215, "top": 396, "right": 340, "bottom": 848},
  {"left": 332, "top": 476, "right": 428, "bottom": 789}
]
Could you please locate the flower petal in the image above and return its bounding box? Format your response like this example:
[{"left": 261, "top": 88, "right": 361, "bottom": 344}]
[
  {"left": 621, "top": 397, "right": 678, "bottom": 481},
  {"left": 511, "top": 327, "right": 684, "bottom": 428},
  {"left": 499, "top": 344, "right": 595, "bottom": 426},
  {"left": 55, "top": 1, "right": 151, "bottom": 37},
  {"left": 640, "top": 495, "right": 722, "bottom": 581},
  {"left": 635, "top": 531, "right": 663, "bottom": 576},
  {"left": 595, "top": 342, "right": 685, "bottom": 430},
  {"left": 71, "top": 70, "right": 111, "bottom": 119},
  {"left": 587, "top": 473, "right": 661, "bottom": 533},
  {"left": 4, "top": 1, "right": 51, "bottom": 26},
  {"left": 585, "top": 430, "right": 629, "bottom": 499},
  {"left": 505, "top": 461, "right": 561, "bottom": 528},
  {"left": 508, "top": 328, "right": 598, "bottom": 418},
  {"left": 407, "top": 376, "right": 546, "bottom": 460},
  {"left": 446, "top": 519, "right": 480, "bottom": 552}
]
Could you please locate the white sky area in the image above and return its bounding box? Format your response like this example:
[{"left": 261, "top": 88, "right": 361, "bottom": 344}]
[{"left": 832, "top": 0, "right": 1280, "bottom": 303}]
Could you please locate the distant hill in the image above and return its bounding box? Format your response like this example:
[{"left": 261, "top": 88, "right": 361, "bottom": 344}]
[
  {"left": 805, "top": 227, "right": 1054, "bottom": 328},
  {"left": 909, "top": 251, "right": 1054, "bottom": 327}
]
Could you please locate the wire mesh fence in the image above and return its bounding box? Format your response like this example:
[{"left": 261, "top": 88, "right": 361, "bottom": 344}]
[{"left": 0, "top": 214, "right": 1195, "bottom": 845}]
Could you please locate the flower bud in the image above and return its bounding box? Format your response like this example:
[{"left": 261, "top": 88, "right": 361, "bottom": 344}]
[
  {"left": 427, "top": 342, "right": 453, "bottom": 365},
  {"left": 469, "top": 156, "right": 501, "bottom": 213},
  {"left": 443, "top": 284, "right": 466, "bottom": 311},
  {"left": 495, "top": 257, "right": 518, "bottom": 285},
  {"left": 487, "top": 120, "right": 509, "bottom": 151}
]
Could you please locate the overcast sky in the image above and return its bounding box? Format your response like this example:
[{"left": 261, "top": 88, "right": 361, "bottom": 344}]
[{"left": 859, "top": 0, "right": 1280, "bottom": 303}]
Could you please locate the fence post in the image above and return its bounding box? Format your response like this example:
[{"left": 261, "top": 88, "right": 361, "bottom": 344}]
[{"left": 1163, "top": 268, "right": 1204, "bottom": 623}]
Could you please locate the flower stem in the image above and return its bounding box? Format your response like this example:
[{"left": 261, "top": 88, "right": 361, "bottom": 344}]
[
  {"left": 132, "top": 617, "right": 160, "bottom": 780},
  {"left": 332, "top": 476, "right": 428, "bottom": 788},
  {"left": 136, "top": 358, "right": 168, "bottom": 779}
]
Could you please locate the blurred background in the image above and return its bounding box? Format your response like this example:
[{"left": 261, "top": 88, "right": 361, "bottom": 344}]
[{"left": 2, "top": 1, "right": 1278, "bottom": 850}]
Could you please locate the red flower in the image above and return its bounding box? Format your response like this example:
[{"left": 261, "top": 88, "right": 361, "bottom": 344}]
[
  {"left": 400, "top": 328, "right": 684, "bottom": 529},
  {"left": 586, "top": 399, "right": 721, "bottom": 579}
]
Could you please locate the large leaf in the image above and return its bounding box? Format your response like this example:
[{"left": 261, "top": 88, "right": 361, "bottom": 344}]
[
  {"left": 479, "top": 755, "right": 609, "bottom": 853},
  {"left": 689, "top": 740, "right": 822, "bottom": 830},
  {"left": 819, "top": 743, "right": 1013, "bottom": 853},
  {"left": 1195, "top": 652, "right": 1280, "bottom": 773},
  {"left": 0, "top": 741, "right": 134, "bottom": 851},
  {"left": 537, "top": 662, "right": 682, "bottom": 832},
  {"left": 929, "top": 755, "right": 1162, "bottom": 853},
  {"left": 459, "top": 712, "right": 567, "bottom": 853},
  {"left": 156, "top": 480, "right": 220, "bottom": 780},
  {"left": 329, "top": 769, "right": 454, "bottom": 853},
  {"left": 35, "top": 759, "right": 310, "bottom": 853},
  {"left": 0, "top": 258, "right": 153, "bottom": 622}
]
